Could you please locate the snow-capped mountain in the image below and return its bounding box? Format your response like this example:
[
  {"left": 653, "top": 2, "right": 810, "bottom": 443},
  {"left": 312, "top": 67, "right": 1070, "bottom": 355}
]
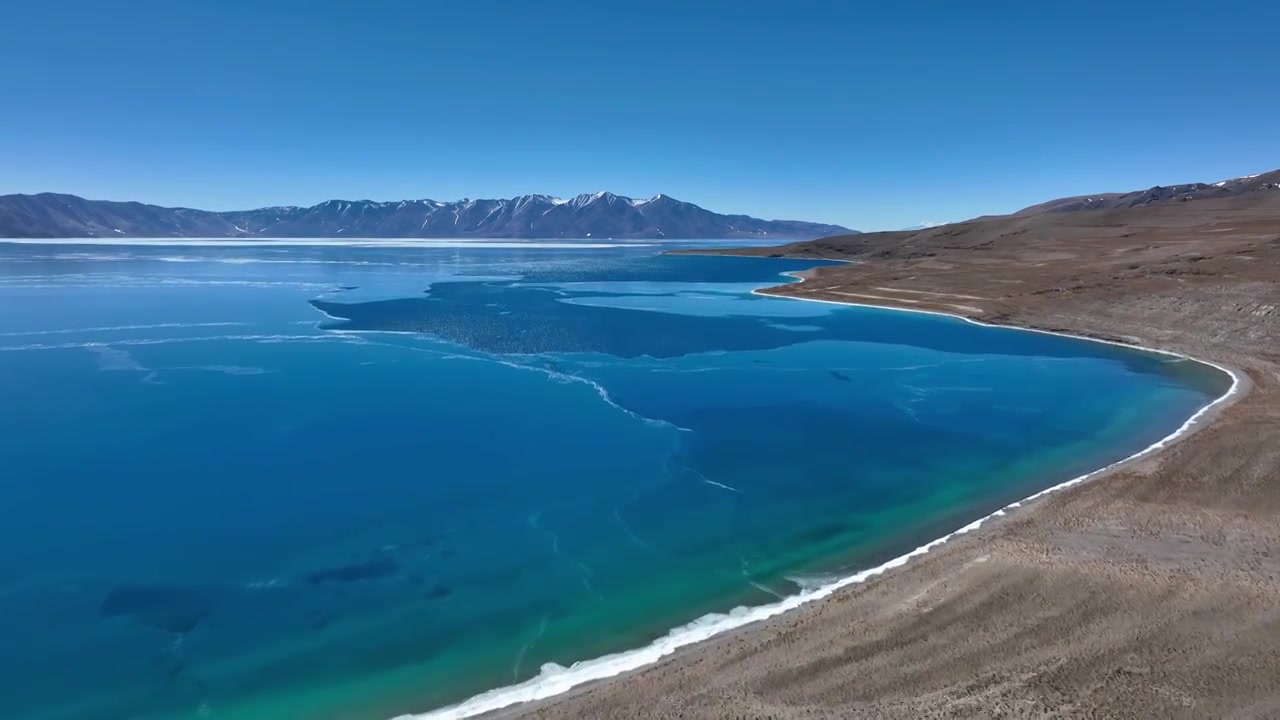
[{"left": 0, "top": 191, "right": 854, "bottom": 240}]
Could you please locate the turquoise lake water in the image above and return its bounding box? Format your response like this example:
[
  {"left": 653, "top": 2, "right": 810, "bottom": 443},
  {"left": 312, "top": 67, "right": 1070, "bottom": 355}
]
[{"left": 0, "top": 240, "right": 1227, "bottom": 720}]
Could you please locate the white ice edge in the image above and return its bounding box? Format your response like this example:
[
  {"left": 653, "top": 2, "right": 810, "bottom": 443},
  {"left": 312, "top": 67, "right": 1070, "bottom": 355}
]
[
  {"left": 397, "top": 268, "right": 1243, "bottom": 720},
  {"left": 0, "top": 238, "right": 650, "bottom": 249}
]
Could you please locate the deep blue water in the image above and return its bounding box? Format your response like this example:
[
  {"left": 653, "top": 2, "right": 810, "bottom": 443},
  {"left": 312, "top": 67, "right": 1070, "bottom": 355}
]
[{"left": 0, "top": 240, "right": 1226, "bottom": 720}]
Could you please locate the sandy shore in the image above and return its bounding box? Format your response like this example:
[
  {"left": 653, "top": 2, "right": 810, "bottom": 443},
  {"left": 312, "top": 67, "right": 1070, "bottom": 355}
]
[{"left": 491, "top": 200, "right": 1280, "bottom": 718}]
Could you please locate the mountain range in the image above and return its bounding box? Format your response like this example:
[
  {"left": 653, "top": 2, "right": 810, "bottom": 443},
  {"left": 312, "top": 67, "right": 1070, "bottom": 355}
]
[
  {"left": 1012, "top": 169, "right": 1280, "bottom": 216},
  {"left": 0, "top": 191, "right": 852, "bottom": 240}
]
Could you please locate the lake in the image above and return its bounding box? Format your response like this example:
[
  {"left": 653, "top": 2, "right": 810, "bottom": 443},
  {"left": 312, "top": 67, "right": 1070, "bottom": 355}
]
[{"left": 0, "top": 239, "right": 1227, "bottom": 720}]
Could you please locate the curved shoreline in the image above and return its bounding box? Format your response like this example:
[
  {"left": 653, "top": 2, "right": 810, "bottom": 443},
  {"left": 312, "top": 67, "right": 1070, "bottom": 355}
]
[
  {"left": 398, "top": 265, "right": 1246, "bottom": 720},
  {"left": 760, "top": 269, "right": 1244, "bottom": 397}
]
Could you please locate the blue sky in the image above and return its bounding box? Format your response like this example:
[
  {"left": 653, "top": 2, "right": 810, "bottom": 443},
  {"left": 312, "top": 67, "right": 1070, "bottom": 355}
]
[{"left": 3, "top": 1, "right": 1278, "bottom": 230}]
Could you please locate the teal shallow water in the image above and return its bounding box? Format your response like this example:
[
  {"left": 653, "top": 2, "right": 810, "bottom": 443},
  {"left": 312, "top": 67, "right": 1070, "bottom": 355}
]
[{"left": 0, "top": 241, "right": 1227, "bottom": 720}]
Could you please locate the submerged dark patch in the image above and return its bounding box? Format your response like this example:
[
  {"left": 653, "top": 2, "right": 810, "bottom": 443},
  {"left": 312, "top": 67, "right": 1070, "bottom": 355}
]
[
  {"left": 794, "top": 521, "right": 858, "bottom": 545},
  {"left": 99, "top": 585, "right": 223, "bottom": 634},
  {"left": 304, "top": 557, "right": 399, "bottom": 585}
]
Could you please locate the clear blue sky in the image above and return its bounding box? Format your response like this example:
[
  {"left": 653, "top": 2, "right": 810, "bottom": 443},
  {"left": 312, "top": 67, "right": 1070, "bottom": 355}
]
[{"left": 4, "top": 1, "right": 1278, "bottom": 230}]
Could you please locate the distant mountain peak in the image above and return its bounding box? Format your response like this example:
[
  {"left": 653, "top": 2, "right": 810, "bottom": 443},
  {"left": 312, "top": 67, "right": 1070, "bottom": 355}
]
[
  {"left": 1213, "top": 172, "right": 1262, "bottom": 188},
  {"left": 635, "top": 193, "right": 673, "bottom": 206},
  {"left": 0, "top": 191, "right": 856, "bottom": 240},
  {"left": 903, "top": 220, "right": 947, "bottom": 231}
]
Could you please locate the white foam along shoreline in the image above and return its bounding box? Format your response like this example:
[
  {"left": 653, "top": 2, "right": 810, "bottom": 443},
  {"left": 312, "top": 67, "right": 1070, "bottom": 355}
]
[{"left": 395, "top": 266, "right": 1244, "bottom": 720}]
